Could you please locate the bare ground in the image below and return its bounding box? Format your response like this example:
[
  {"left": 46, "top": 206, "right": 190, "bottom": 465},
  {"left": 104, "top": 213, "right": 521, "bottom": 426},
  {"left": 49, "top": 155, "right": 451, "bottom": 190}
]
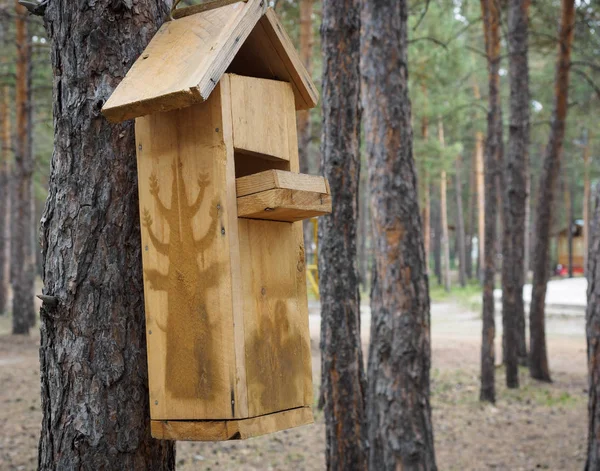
[{"left": 0, "top": 301, "right": 588, "bottom": 470}]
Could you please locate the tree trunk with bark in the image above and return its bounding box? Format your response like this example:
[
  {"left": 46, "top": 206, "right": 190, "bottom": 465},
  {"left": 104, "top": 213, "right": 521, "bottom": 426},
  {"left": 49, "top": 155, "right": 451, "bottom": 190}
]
[
  {"left": 433, "top": 188, "right": 442, "bottom": 285},
  {"left": 12, "top": 1, "right": 34, "bottom": 335},
  {"left": 0, "top": 86, "right": 8, "bottom": 315},
  {"left": 455, "top": 154, "right": 467, "bottom": 288},
  {"left": 586, "top": 185, "right": 600, "bottom": 471},
  {"left": 524, "top": 170, "right": 531, "bottom": 281},
  {"left": 475, "top": 131, "right": 485, "bottom": 282},
  {"left": 319, "top": 1, "right": 368, "bottom": 469},
  {"left": 502, "top": 0, "right": 530, "bottom": 388},
  {"left": 584, "top": 140, "right": 591, "bottom": 274},
  {"left": 438, "top": 120, "right": 451, "bottom": 292},
  {"left": 38, "top": 2, "right": 176, "bottom": 468},
  {"left": 361, "top": 1, "right": 437, "bottom": 469},
  {"left": 480, "top": 0, "right": 502, "bottom": 403},
  {"left": 529, "top": 0, "right": 575, "bottom": 382},
  {"left": 465, "top": 149, "right": 476, "bottom": 280}
]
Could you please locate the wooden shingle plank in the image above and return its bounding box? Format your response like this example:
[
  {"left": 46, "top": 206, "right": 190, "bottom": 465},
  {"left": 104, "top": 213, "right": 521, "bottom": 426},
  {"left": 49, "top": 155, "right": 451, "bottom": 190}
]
[
  {"left": 259, "top": 9, "right": 319, "bottom": 110},
  {"left": 171, "top": 0, "right": 248, "bottom": 20},
  {"left": 237, "top": 188, "right": 332, "bottom": 222},
  {"left": 235, "top": 170, "right": 329, "bottom": 197},
  {"left": 102, "top": 0, "right": 266, "bottom": 123}
]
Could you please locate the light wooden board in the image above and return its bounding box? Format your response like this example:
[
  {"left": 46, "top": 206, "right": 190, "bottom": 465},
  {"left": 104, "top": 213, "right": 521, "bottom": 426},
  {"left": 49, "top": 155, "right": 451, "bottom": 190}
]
[
  {"left": 235, "top": 169, "right": 329, "bottom": 197},
  {"left": 103, "top": 0, "right": 266, "bottom": 122},
  {"left": 171, "top": 0, "right": 248, "bottom": 20},
  {"left": 237, "top": 189, "right": 332, "bottom": 222},
  {"left": 238, "top": 219, "right": 313, "bottom": 416},
  {"left": 151, "top": 406, "right": 313, "bottom": 441},
  {"left": 229, "top": 75, "right": 295, "bottom": 161},
  {"left": 136, "top": 86, "right": 245, "bottom": 420},
  {"left": 226, "top": 9, "right": 318, "bottom": 110}
]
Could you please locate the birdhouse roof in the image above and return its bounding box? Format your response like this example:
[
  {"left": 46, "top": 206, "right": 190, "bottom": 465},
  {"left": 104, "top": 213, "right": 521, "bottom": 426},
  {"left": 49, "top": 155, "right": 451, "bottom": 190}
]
[{"left": 102, "top": 0, "right": 318, "bottom": 123}]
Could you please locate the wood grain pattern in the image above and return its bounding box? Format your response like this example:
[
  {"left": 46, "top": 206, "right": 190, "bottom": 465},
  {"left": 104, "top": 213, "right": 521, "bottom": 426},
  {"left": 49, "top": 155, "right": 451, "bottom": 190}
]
[
  {"left": 171, "top": 0, "right": 248, "bottom": 20},
  {"left": 237, "top": 188, "right": 332, "bottom": 222},
  {"left": 136, "top": 86, "right": 242, "bottom": 421},
  {"left": 151, "top": 406, "right": 313, "bottom": 440},
  {"left": 236, "top": 170, "right": 328, "bottom": 197},
  {"left": 103, "top": 0, "right": 266, "bottom": 122},
  {"left": 230, "top": 75, "right": 295, "bottom": 161},
  {"left": 238, "top": 220, "right": 313, "bottom": 416}
]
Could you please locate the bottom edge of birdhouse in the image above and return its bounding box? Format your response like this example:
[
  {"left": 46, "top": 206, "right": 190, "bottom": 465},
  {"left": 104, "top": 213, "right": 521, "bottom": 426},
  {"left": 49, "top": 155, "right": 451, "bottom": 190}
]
[{"left": 150, "top": 406, "right": 314, "bottom": 441}]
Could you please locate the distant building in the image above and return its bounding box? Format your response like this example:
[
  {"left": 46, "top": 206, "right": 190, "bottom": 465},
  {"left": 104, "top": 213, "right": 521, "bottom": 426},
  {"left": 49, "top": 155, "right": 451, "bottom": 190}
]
[{"left": 557, "top": 219, "right": 584, "bottom": 275}]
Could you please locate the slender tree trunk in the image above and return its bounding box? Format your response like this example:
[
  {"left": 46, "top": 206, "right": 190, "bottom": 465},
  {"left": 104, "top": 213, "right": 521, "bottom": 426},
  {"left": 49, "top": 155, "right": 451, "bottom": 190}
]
[
  {"left": 433, "top": 188, "right": 442, "bottom": 285},
  {"left": 455, "top": 154, "right": 467, "bottom": 288},
  {"left": 38, "top": 2, "right": 176, "bottom": 468},
  {"left": 524, "top": 169, "right": 531, "bottom": 282},
  {"left": 420, "top": 90, "right": 431, "bottom": 272},
  {"left": 480, "top": 0, "right": 502, "bottom": 403},
  {"left": 584, "top": 140, "right": 591, "bottom": 274},
  {"left": 0, "top": 86, "right": 8, "bottom": 315},
  {"left": 465, "top": 149, "right": 476, "bottom": 280},
  {"left": 475, "top": 131, "right": 485, "bottom": 282},
  {"left": 361, "top": 1, "right": 437, "bottom": 468},
  {"left": 320, "top": 1, "right": 367, "bottom": 469},
  {"left": 298, "top": 0, "right": 315, "bottom": 257},
  {"left": 586, "top": 185, "right": 600, "bottom": 470},
  {"left": 12, "top": 1, "right": 34, "bottom": 335},
  {"left": 502, "top": 0, "right": 530, "bottom": 388},
  {"left": 438, "top": 119, "right": 451, "bottom": 292},
  {"left": 529, "top": 0, "right": 575, "bottom": 382}
]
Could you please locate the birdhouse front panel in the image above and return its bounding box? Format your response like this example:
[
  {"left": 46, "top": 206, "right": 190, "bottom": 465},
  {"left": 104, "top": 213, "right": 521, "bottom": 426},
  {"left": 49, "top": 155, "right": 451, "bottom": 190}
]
[{"left": 103, "top": 0, "right": 329, "bottom": 441}]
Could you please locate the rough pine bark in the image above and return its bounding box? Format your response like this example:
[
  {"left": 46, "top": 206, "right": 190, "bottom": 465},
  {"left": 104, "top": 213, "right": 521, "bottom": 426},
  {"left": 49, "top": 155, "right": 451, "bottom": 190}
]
[
  {"left": 455, "top": 154, "right": 467, "bottom": 288},
  {"left": 502, "top": 0, "right": 530, "bottom": 388},
  {"left": 319, "top": 1, "right": 367, "bottom": 469},
  {"left": 529, "top": 0, "right": 575, "bottom": 382},
  {"left": 586, "top": 186, "right": 600, "bottom": 471},
  {"left": 0, "top": 86, "right": 8, "bottom": 315},
  {"left": 480, "top": 0, "right": 502, "bottom": 403},
  {"left": 38, "top": 2, "right": 176, "bottom": 468},
  {"left": 361, "top": 1, "right": 437, "bottom": 469},
  {"left": 12, "top": 1, "right": 34, "bottom": 334}
]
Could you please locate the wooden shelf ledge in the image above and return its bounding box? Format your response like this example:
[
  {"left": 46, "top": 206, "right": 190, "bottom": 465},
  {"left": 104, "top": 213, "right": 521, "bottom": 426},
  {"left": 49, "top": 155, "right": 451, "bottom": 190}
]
[
  {"left": 236, "top": 170, "right": 331, "bottom": 222},
  {"left": 151, "top": 406, "right": 314, "bottom": 441}
]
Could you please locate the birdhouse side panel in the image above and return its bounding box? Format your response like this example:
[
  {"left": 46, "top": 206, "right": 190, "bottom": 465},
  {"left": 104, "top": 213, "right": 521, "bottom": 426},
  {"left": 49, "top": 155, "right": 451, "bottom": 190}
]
[
  {"left": 238, "top": 219, "right": 313, "bottom": 417},
  {"left": 135, "top": 93, "right": 242, "bottom": 421}
]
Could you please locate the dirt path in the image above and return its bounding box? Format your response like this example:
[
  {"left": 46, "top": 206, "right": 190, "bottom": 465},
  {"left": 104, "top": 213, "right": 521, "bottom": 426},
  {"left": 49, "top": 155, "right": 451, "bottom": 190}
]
[{"left": 0, "top": 301, "right": 589, "bottom": 470}]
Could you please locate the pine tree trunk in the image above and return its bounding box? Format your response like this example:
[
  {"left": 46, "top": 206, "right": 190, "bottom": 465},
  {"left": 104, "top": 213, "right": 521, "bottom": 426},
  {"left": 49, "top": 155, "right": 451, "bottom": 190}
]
[
  {"left": 420, "top": 96, "right": 431, "bottom": 271},
  {"left": 480, "top": 0, "right": 502, "bottom": 403},
  {"left": 298, "top": 0, "right": 314, "bottom": 258},
  {"left": 361, "top": 1, "right": 437, "bottom": 468},
  {"left": 585, "top": 185, "right": 600, "bottom": 471},
  {"left": 465, "top": 149, "right": 476, "bottom": 280},
  {"left": 38, "top": 2, "right": 176, "bottom": 468},
  {"left": 433, "top": 191, "right": 442, "bottom": 285},
  {"left": 529, "top": 0, "right": 575, "bottom": 382},
  {"left": 319, "top": 1, "right": 367, "bottom": 469},
  {"left": 438, "top": 120, "right": 451, "bottom": 292},
  {"left": 0, "top": 86, "right": 9, "bottom": 315},
  {"left": 524, "top": 170, "right": 531, "bottom": 281},
  {"left": 12, "top": 1, "right": 34, "bottom": 335},
  {"left": 584, "top": 141, "right": 591, "bottom": 274},
  {"left": 502, "top": 0, "right": 530, "bottom": 388},
  {"left": 475, "top": 131, "right": 485, "bottom": 282},
  {"left": 455, "top": 154, "right": 467, "bottom": 288}
]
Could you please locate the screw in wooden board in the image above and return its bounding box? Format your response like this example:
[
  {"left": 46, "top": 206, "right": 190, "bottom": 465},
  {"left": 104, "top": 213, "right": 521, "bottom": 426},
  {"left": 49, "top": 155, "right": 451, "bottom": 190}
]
[
  {"left": 145, "top": 245, "right": 149, "bottom": 251},
  {"left": 155, "top": 400, "right": 158, "bottom": 405},
  {"left": 261, "top": 287, "right": 266, "bottom": 296},
  {"left": 148, "top": 330, "right": 152, "bottom": 335},
  {"left": 215, "top": 127, "right": 219, "bottom": 133},
  {"left": 264, "top": 207, "right": 275, "bottom": 212},
  {"left": 142, "top": 54, "right": 149, "bottom": 59},
  {"left": 216, "top": 203, "right": 221, "bottom": 211},
  {"left": 138, "top": 144, "right": 142, "bottom": 151},
  {"left": 221, "top": 227, "right": 225, "bottom": 235}
]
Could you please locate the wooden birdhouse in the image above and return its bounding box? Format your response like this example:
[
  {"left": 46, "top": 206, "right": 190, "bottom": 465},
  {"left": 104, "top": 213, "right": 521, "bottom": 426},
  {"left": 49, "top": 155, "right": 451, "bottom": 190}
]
[{"left": 101, "top": 0, "right": 330, "bottom": 441}]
